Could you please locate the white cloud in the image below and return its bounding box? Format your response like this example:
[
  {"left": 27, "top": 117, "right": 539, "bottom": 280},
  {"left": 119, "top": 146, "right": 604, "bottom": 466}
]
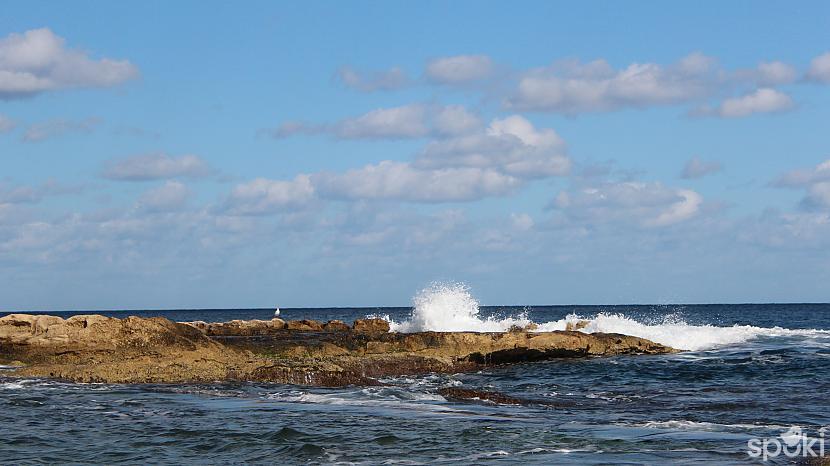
[
  {"left": 681, "top": 156, "right": 722, "bottom": 179},
  {"left": 706, "top": 88, "right": 794, "bottom": 118},
  {"left": 507, "top": 53, "right": 720, "bottom": 113},
  {"left": 648, "top": 189, "right": 703, "bottom": 227},
  {"left": 432, "top": 105, "right": 483, "bottom": 136},
  {"left": 425, "top": 55, "right": 494, "bottom": 84},
  {"left": 806, "top": 52, "right": 830, "bottom": 83},
  {"left": 336, "top": 104, "right": 430, "bottom": 139},
  {"left": 0, "top": 184, "right": 44, "bottom": 204},
  {"left": 487, "top": 115, "right": 563, "bottom": 148},
  {"left": 257, "top": 115, "right": 570, "bottom": 206},
  {"left": 775, "top": 159, "right": 830, "bottom": 187},
  {"left": 313, "top": 161, "right": 521, "bottom": 202},
  {"left": 755, "top": 61, "right": 798, "bottom": 86},
  {"left": 103, "top": 153, "right": 211, "bottom": 181},
  {"left": 774, "top": 159, "right": 830, "bottom": 210},
  {"left": 0, "top": 114, "right": 16, "bottom": 133},
  {"left": 552, "top": 181, "right": 703, "bottom": 227},
  {"left": 0, "top": 180, "right": 83, "bottom": 205},
  {"left": 0, "top": 28, "right": 138, "bottom": 99},
  {"left": 510, "top": 213, "right": 534, "bottom": 231},
  {"left": 137, "top": 181, "right": 190, "bottom": 212},
  {"left": 804, "top": 182, "right": 830, "bottom": 209},
  {"left": 267, "top": 104, "right": 482, "bottom": 140},
  {"left": 337, "top": 66, "right": 408, "bottom": 92},
  {"left": 225, "top": 175, "right": 315, "bottom": 215},
  {"left": 416, "top": 115, "right": 570, "bottom": 178},
  {"left": 22, "top": 117, "right": 99, "bottom": 142}
]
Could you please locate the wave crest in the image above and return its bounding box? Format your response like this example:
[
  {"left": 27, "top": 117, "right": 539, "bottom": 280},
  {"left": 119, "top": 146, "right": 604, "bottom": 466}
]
[
  {"left": 388, "top": 282, "right": 830, "bottom": 352},
  {"left": 389, "top": 282, "right": 529, "bottom": 333}
]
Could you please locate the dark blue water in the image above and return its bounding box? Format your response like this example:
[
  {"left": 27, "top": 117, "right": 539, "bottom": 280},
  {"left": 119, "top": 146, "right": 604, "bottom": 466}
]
[{"left": 2, "top": 304, "right": 829, "bottom": 464}]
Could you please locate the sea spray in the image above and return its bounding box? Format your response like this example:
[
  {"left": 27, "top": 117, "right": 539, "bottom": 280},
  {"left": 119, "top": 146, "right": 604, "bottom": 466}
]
[
  {"left": 389, "top": 282, "right": 530, "bottom": 333},
  {"left": 535, "top": 312, "right": 830, "bottom": 351},
  {"left": 387, "top": 282, "right": 830, "bottom": 352}
]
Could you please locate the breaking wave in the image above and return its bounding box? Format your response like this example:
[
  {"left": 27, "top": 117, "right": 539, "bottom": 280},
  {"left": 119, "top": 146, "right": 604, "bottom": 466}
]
[
  {"left": 534, "top": 312, "right": 830, "bottom": 351},
  {"left": 389, "top": 282, "right": 530, "bottom": 333},
  {"left": 388, "top": 282, "right": 830, "bottom": 351}
]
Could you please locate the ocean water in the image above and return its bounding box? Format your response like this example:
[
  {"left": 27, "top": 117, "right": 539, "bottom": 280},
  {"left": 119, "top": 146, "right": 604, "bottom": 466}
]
[{"left": 2, "top": 286, "right": 830, "bottom": 464}]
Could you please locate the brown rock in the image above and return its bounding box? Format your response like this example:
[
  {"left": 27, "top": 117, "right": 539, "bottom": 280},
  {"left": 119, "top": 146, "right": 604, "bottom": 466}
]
[
  {"left": 323, "top": 320, "right": 351, "bottom": 332},
  {"left": 353, "top": 318, "right": 390, "bottom": 334},
  {"left": 285, "top": 319, "right": 324, "bottom": 331},
  {"left": 269, "top": 318, "right": 286, "bottom": 329},
  {"left": 565, "top": 320, "right": 590, "bottom": 331},
  {"left": 1, "top": 313, "right": 677, "bottom": 387},
  {"left": 438, "top": 387, "right": 525, "bottom": 405}
]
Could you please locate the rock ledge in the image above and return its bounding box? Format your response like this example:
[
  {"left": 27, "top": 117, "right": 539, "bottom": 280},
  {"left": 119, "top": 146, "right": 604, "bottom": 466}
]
[{"left": 0, "top": 314, "right": 677, "bottom": 386}]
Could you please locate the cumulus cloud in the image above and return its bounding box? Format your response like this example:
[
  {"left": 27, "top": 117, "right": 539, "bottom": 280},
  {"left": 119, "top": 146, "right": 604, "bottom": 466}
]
[
  {"left": 136, "top": 181, "right": 190, "bottom": 213},
  {"left": 754, "top": 61, "right": 798, "bottom": 86},
  {"left": 774, "top": 159, "right": 830, "bottom": 210},
  {"left": 313, "top": 161, "right": 521, "bottom": 203},
  {"left": 0, "top": 183, "right": 47, "bottom": 205},
  {"left": 425, "top": 54, "right": 494, "bottom": 84},
  {"left": 681, "top": 156, "right": 722, "bottom": 179},
  {"left": 775, "top": 159, "right": 830, "bottom": 187},
  {"left": 552, "top": 181, "right": 703, "bottom": 227},
  {"left": 803, "top": 182, "right": 830, "bottom": 209},
  {"left": 22, "top": 117, "right": 99, "bottom": 142},
  {"left": 696, "top": 88, "right": 794, "bottom": 118},
  {"left": 506, "top": 53, "right": 721, "bottom": 113},
  {"left": 266, "top": 104, "right": 482, "bottom": 140},
  {"left": 0, "top": 180, "right": 83, "bottom": 205},
  {"left": 510, "top": 213, "right": 534, "bottom": 231},
  {"left": 253, "top": 115, "right": 569, "bottom": 207},
  {"left": 431, "top": 105, "right": 484, "bottom": 136},
  {"left": 806, "top": 52, "right": 830, "bottom": 83},
  {"left": 0, "top": 114, "right": 16, "bottom": 133},
  {"left": 337, "top": 66, "right": 408, "bottom": 92},
  {"left": 0, "top": 28, "right": 139, "bottom": 99},
  {"left": 224, "top": 175, "right": 315, "bottom": 215},
  {"left": 336, "top": 104, "right": 431, "bottom": 139},
  {"left": 102, "top": 153, "right": 211, "bottom": 181},
  {"left": 416, "top": 115, "right": 570, "bottom": 178}
]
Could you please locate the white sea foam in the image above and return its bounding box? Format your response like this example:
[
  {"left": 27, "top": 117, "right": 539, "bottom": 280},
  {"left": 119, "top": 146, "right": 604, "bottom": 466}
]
[
  {"left": 389, "top": 282, "right": 530, "bottom": 333},
  {"left": 535, "top": 313, "right": 830, "bottom": 351},
  {"left": 634, "top": 420, "right": 798, "bottom": 432},
  {"left": 388, "top": 282, "right": 830, "bottom": 351},
  {"left": 1, "top": 381, "right": 26, "bottom": 390}
]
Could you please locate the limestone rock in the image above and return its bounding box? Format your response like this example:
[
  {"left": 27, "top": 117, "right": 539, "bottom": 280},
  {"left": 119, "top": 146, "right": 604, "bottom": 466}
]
[
  {"left": 1, "top": 313, "right": 677, "bottom": 387},
  {"left": 353, "top": 318, "right": 390, "bottom": 334},
  {"left": 566, "top": 320, "right": 590, "bottom": 331},
  {"left": 323, "top": 320, "right": 351, "bottom": 332},
  {"left": 285, "top": 319, "right": 324, "bottom": 331}
]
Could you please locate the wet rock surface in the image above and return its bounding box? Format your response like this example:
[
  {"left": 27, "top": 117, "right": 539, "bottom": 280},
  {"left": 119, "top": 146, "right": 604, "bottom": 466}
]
[{"left": 0, "top": 313, "right": 677, "bottom": 386}]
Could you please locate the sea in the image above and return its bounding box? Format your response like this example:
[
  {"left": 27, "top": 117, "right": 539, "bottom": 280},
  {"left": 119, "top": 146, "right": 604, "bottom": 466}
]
[{"left": 2, "top": 284, "right": 829, "bottom": 465}]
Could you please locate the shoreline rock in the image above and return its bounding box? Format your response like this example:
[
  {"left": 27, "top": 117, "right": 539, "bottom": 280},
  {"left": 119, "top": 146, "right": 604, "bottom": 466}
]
[{"left": 0, "top": 313, "right": 678, "bottom": 386}]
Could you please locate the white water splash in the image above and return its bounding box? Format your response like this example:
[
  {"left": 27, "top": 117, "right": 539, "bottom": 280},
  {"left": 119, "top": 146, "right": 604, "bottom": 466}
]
[
  {"left": 387, "top": 282, "right": 830, "bottom": 352},
  {"left": 389, "top": 282, "right": 530, "bottom": 333},
  {"left": 534, "top": 313, "right": 830, "bottom": 351}
]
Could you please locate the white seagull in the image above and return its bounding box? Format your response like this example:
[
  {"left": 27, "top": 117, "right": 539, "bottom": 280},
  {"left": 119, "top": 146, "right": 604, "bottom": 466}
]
[{"left": 274, "top": 307, "right": 281, "bottom": 317}]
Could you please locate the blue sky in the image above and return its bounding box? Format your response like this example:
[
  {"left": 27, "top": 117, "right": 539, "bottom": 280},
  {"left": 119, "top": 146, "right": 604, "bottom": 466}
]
[{"left": 1, "top": 1, "right": 829, "bottom": 309}]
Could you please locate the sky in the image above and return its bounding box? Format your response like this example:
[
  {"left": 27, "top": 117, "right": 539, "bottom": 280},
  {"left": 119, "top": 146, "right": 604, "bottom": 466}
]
[{"left": 1, "top": 1, "right": 829, "bottom": 310}]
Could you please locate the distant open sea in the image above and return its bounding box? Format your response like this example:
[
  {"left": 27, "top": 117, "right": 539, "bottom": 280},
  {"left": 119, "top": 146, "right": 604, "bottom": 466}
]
[{"left": 2, "top": 303, "right": 829, "bottom": 464}]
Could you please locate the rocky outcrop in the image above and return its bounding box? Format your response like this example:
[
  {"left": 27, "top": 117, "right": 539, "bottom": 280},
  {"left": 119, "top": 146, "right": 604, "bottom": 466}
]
[
  {"left": 322, "top": 320, "right": 351, "bottom": 332},
  {"left": 352, "top": 318, "right": 391, "bottom": 334},
  {"left": 1, "top": 313, "right": 677, "bottom": 386},
  {"left": 566, "top": 320, "right": 590, "bottom": 331}
]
